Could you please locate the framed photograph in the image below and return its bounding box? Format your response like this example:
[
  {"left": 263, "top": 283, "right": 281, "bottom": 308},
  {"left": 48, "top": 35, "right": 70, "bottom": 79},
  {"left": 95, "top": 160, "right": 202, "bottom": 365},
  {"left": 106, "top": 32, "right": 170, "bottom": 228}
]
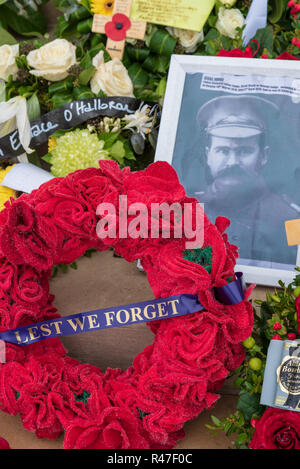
[{"left": 155, "top": 55, "right": 300, "bottom": 286}]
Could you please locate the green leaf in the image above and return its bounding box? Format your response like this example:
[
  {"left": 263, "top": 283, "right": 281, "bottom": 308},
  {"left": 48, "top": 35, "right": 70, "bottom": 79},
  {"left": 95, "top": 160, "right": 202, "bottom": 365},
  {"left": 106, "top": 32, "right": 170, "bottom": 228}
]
[
  {"left": 211, "top": 415, "right": 221, "bottom": 426},
  {"left": 237, "top": 432, "right": 249, "bottom": 444},
  {"left": 49, "top": 78, "right": 74, "bottom": 95},
  {"left": 27, "top": 93, "right": 40, "bottom": 121},
  {"left": 126, "top": 45, "right": 150, "bottom": 62},
  {"left": 234, "top": 377, "right": 244, "bottom": 387},
  {"left": 124, "top": 140, "right": 135, "bottom": 160},
  {"left": 27, "top": 150, "right": 42, "bottom": 168},
  {"left": 51, "top": 91, "right": 73, "bottom": 109},
  {"left": 0, "top": 26, "right": 17, "bottom": 45},
  {"left": 237, "top": 390, "right": 262, "bottom": 422},
  {"left": 253, "top": 25, "right": 274, "bottom": 55},
  {"left": 72, "top": 86, "right": 94, "bottom": 100},
  {"left": 156, "top": 77, "right": 166, "bottom": 99},
  {"left": 109, "top": 140, "right": 125, "bottom": 164},
  {"left": 101, "top": 131, "right": 121, "bottom": 149},
  {"left": 205, "top": 40, "right": 218, "bottom": 56},
  {"left": 77, "top": 17, "right": 93, "bottom": 34},
  {"left": 69, "top": 5, "right": 91, "bottom": 23},
  {"left": 269, "top": 0, "right": 285, "bottom": 24},
  {"left": 17, "top": 30, "right": 45, "bottom": 39},
  {"left": 149, "top": 29, "right": 177, "bottom": 57},
  {"left": 128, "top": 63, "right": 149, "bottom": 88},
  {"left": 55, "top": 16, "right": 70, "bottom": 36},
  {"left": 78, "top": 66, "right": 96, "bottom": 86},
  {"left": 207, "top": 15, "right": 217, "bottom": 28},
  {"left": 142, "top": 54, "right": 157, "bottom": 72},
  {"left": 42, "top": 153, "right": 52, "bottom": 164},
  {"left": 204, "top": 28, "right": 219, "bottom": 42},
  {"left": 154, "top": 55, "right": 170, "bottom": 74},
  {"left": 0, "top": 3, "right": 47, "bottom": 35}
]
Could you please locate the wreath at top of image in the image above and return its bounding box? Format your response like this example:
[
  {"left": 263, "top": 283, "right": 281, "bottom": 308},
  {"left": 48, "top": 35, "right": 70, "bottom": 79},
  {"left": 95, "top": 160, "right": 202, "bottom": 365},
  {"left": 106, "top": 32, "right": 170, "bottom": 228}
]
[{"left": 0, "top": 159, "right": 253, "bottom": 449}]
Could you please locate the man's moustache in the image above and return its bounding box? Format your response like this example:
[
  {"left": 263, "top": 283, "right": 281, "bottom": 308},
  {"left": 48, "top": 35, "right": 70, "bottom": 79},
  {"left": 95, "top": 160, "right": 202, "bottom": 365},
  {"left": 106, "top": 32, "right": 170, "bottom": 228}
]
[
  {"left": 214, "top": 165, "right": 254, "bottom": 185},
  {"left": 202, "top": 165, "right": 265, "bottom": 206}
]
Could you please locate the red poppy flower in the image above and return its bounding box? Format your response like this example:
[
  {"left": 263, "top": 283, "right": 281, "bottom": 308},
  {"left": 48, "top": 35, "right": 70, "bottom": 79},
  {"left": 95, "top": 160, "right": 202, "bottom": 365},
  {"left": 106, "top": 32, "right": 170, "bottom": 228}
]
[{"left": 105, "top": 13, "right": 131, "bottom": 41}]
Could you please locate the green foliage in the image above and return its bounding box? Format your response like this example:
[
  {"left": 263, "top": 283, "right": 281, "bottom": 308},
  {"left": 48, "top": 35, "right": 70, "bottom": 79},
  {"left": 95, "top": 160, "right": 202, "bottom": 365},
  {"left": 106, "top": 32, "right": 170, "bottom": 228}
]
[
  {"left": 0, "top": 26, "right": 17, "bottom": 45},
  {"left": 183, "top": 246, "right": 212, "bottom": 273},
  {"left": 253, "top": 25, "right": 274, "bottom": 56},
  {"left": 26, "top": 92, "right": 41, "bottom": 121},
  {"left": 269, "top": 0, "right": 286, "bottom": 24},
  {"left": 208, "top": 268, "right": 300, "bottom": 448},
  {"left": 149, "top": 29, "right": 177, "bottom": 57},
  {"left": 0, "top": 0, "right": 49, "bottom": 36},
  {"left": 206, "top": 410, "right": 255, "bottom": 449}
]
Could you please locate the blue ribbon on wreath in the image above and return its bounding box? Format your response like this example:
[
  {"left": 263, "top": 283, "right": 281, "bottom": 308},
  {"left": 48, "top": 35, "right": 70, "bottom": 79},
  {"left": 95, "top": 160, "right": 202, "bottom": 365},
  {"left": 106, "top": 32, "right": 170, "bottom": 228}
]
[{"left": 0, "top": 273, "right": 246, "bottom": 346}]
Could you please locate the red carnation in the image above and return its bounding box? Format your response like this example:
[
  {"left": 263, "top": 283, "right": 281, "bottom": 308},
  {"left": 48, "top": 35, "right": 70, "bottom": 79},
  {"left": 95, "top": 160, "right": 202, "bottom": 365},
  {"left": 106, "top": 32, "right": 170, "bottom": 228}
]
[
  {"left": 64, "top": 407, "right": 149, "bottom": 449},
  {"left": 10, "top": 265, "right": 50, "bottom": 308},
  {"left": 0, "top": 437, "right": 10, "bottom": 449},
  {"left": 0, "top": 258, "right": 15, "bottom": 292},
  {"left": 0, "top": 200, "right": 56, "bottom": 271},
  {"left": 217, "top": 48, "right": 254, "bottom": 58},
  {"left": 276, "top": 52, "right": 300, "bottom": 60}
]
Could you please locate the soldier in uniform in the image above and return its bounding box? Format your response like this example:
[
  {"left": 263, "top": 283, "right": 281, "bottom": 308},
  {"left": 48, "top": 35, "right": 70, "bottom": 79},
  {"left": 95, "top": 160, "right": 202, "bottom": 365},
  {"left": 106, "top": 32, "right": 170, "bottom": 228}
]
[{"left": 192, "top": 95, "right": 299, "bottom": 265}]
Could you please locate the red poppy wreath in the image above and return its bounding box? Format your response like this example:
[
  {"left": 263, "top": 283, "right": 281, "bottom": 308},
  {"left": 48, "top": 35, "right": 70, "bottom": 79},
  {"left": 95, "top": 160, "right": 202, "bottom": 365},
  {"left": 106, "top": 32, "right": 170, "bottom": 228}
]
[{"left": 0, "top": 160, "right": 253, "bottom": 449}]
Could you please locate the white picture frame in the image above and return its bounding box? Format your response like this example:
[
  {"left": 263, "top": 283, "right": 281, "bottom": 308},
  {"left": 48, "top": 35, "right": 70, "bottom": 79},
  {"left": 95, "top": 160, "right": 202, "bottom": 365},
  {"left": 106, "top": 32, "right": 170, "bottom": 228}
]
[{"left": 155, "top": 55, "right": 300, "bottom": 287}]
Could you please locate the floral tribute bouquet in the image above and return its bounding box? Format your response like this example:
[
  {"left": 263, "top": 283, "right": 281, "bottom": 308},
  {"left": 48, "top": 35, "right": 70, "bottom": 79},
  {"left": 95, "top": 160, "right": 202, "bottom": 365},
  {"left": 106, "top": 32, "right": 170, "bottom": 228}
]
[
  {"left": 0, "top": 34, "right": 160, "bottom": 179},
  {"left": 207, "top": 268, "right": 300, "bottom": 449}
]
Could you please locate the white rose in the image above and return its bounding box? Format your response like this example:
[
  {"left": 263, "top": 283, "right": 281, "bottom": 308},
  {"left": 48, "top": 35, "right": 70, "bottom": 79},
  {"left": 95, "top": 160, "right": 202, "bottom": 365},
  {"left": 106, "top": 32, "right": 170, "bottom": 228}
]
[
  {"left": 216, "top": 7, "right": 245, "bottom": 39},
  {"left": 0, "top": 44, "right": 19, "bottom": 82},
  {"left": 167, "top": 27, "right": 204, "bottom": 53},
  {"left": 90, "top": 50, "right": 134, "bottom": 97},
  {"left": 27, "top": 39, "right": 77, "bottom": 82},
  {"left": 218, "top": 0, "right": 237, "bottom": 6}
]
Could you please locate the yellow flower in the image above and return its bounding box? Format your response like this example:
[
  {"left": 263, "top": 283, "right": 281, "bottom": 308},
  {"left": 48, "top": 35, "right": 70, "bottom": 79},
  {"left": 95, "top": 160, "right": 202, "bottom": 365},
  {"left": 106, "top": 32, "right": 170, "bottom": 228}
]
[
  {"left": 0, "top": 165, "right": 17, "bottom": 211},
  {"left": 90, "top": 0, "right": 114, "bottom": 15},
  {"left": 48, "top": 136, "right": 57, "bottom": 152}
]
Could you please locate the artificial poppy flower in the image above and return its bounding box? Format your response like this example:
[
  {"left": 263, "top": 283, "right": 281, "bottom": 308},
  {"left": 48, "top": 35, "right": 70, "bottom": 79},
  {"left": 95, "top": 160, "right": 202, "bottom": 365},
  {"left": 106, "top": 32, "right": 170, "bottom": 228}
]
[{"left": 105, "top": 13, "right": 131, "bottom": 41}]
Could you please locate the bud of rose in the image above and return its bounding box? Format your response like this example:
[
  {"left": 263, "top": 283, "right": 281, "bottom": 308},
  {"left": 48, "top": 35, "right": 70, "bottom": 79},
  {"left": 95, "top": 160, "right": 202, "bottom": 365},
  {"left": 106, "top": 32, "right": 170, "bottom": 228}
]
[
  {"left": 242, "top": 337, "right": 255, "bottom": 349},
  {"left": 287, "top": 333, "right": 297, "bottom": 340},
  {"left": 261, "top": 53, "right": 269, "bottom": 58},
  {"left": 288, "top": 0, "right": 295, "bottom": 7},
  {"left": 273, "top": 322, "right": 282, "bottom": 331},
  {"left": 292, "top": 37, "right": 298, "bottom": 45},
  {"left": 272, "top": 334, "right": 282, "bottom": 340},
  {"left": 250, "top": 418, "right": 258, "bottom": 428},
  {"left": 249, "top": 357, "right": 262, "bottom": 371}
]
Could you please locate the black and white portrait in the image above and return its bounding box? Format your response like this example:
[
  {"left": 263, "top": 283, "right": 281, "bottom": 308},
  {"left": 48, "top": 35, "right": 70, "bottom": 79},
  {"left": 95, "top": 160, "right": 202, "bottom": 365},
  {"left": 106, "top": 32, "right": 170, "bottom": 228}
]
[{"left": 155, "top": 56, "right": 300, "bottom": 282}]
